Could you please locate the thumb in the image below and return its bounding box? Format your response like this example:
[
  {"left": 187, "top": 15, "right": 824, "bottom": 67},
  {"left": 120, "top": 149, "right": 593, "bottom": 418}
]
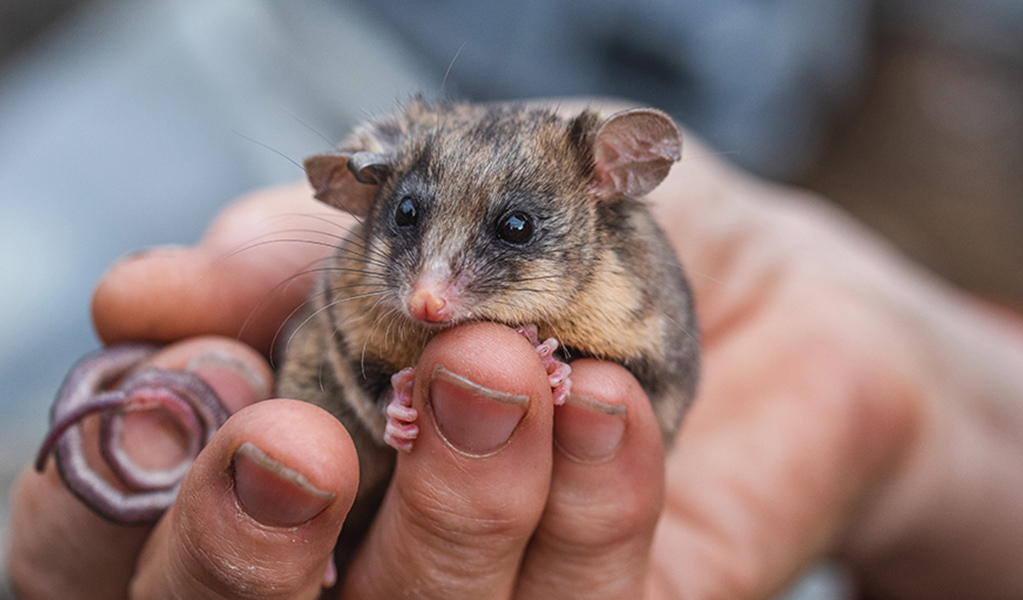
[{"left": 130, "top": 400, "right": 358, "bottom": 599}]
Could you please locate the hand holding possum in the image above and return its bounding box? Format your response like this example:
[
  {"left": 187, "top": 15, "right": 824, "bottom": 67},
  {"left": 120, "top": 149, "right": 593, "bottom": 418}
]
[
  {"left": 18, "top": 101, "right": 695, "bottom": 598},
  {"left": 15, "top": 102, "right": 1023, "bottom": 600},
  {"left": 14, "top": 237, "right": 672, "bottom": 599}
]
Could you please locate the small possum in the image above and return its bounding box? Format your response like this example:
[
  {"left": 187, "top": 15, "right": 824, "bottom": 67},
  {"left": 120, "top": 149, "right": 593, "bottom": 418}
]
[{"left": 277, "top": 99, "right": 699, "bottom": 573}]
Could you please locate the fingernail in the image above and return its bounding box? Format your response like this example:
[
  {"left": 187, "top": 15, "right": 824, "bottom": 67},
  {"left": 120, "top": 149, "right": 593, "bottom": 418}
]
[
  {"left": 429, "top": 364, "right": 529, "bottom": 455},
  {"left": 232, "top": 442, "right": 335, "bottom": 527},
  {"left": 554, "top": 393, "right": 627, "bottom": 463},
  {"left": 186, "top": 352, "right": 270, "bottom": 410}
]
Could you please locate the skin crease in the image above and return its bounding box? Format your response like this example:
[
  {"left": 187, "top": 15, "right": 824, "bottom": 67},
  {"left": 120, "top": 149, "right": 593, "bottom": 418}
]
[{"left": 8, "top": 106, "right": 1023, "bottom": 598}]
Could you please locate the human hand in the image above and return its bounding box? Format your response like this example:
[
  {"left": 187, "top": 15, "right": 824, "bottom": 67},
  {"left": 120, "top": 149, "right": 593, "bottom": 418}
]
[
  {"left": 10, "top": 113, "right": 1023, "bottom": 599},
  {"left": 8, "top": 186, "right": 668, "bottom": 599},
  {"left": 644, "top": 135, "right": 1023, "bottom": 598}
]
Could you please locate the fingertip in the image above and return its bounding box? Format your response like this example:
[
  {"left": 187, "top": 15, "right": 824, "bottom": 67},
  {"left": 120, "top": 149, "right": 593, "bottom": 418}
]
[
  {"left": 515, "top": 359, "right": 665, "bottom": 598},
  {"left": 184, "top": 398, "right": 359, "bottom": 532},
  {"left": 552, "top": 359, "right": 666, "bottom": 529},
  {"left": 421, "top": 322, "right": 553, "bottom": 404},
  {"left": 401, "top": 320, "right": 555, "bottom": 498},
  {"left": 344, "top": 322, "right": 554, "bottom": 598},
  {"left": 221, "top": 399, "right": 360, "bottom": 516},
  {"left": 132, "top": 399, "right": 357, "bottom": 599},
  {"left": 558, "top": 359, "right": 666, "bottom": 466},
  {"left": 91, "top": 184, "right": 340, "bottom": 353},
  {"left": 92, "top": 246, "right": 212, "bottom": 345},
  {"left": 556, "top": 391, "right": 629, "bottom": 463},
  {"left": 147, "top": 336, "right": 274, "bottom": 412},
  {"left": 412, "top": 321, "right": 555, "bottom": 458}
]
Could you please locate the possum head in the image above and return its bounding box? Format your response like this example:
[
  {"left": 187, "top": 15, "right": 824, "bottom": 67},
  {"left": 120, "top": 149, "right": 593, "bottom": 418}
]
[{"left": 304, "top": 100, "right": 681, "bottom": 329}]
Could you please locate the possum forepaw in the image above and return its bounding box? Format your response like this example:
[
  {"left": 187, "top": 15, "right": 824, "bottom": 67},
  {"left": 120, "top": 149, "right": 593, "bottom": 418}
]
[
  {"left": 384, "top": 366, "right": 419, "bottom": 452},
  {"left": 516, "top": 325, "right": 572, "bottom": 406}
]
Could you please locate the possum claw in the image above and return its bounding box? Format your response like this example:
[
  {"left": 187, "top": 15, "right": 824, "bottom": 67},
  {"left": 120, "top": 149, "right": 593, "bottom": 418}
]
[
  {"left": 384, "top": 367, "right": 419, "bottom": 452},
  {"left": 516, "top": 325, "right": 572, "bottom": 406}
]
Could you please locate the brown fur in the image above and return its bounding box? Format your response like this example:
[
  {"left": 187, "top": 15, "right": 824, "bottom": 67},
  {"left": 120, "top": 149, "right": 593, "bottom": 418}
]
[{"left": 277, "top": 99, "right": 699, "bottom": 580}]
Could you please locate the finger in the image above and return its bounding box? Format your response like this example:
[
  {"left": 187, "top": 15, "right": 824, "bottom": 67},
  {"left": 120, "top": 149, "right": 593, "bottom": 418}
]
[
  {"left": 343, "top": 322, "right": 555, "bottom": 599},
  {"left": 131, "top": 399, "right": 358, "bottom": 600},
  {"left": 99, "top": 337, "right": 274, "bottom": 477},
  {"left": 7, "top": 468, "right": 151, "bottom": 599},
  {"left": 7, "top": 337, "right": 272, "bottom": 599},
  {"left": 515, "top": 359, "right": 665, "bottom": 600},
  {"left": 93, "top": 182, "right": 350, "bottom": 353}
]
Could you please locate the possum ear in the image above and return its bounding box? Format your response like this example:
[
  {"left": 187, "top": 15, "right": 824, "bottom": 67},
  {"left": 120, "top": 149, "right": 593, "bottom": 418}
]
[
  {"left": 591, "top": 108, "right": 682, "bottom": 198},
  {"left": 304, "top": 151, "right": 392, "bottom": 217}
]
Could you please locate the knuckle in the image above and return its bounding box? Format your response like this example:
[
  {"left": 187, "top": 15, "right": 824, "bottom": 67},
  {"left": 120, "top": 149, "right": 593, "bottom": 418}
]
[
  {"left": 548, "top": 485, "right": 662, "bottom": 553},
  {"left": 403, "top": 480, "right": 539, "bottom": 545}
]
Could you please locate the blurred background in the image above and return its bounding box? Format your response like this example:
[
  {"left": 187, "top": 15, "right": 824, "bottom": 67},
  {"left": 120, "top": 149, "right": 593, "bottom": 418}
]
[{"left": 1, "top": 1, "right": 1021, "bottom": 597}]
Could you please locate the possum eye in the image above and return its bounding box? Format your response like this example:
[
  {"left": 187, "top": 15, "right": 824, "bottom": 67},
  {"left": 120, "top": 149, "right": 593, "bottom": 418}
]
[
  {"left": 496, "top": 211, "right": 534, "bottom": 245},
  {"left": 394, "top": 196, "right": 419, "bottom": 228}
]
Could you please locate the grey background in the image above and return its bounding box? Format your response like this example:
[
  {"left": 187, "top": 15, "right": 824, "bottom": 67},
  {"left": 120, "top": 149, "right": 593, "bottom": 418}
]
[{"left": 2, "top": 0, "right": 1021, "bottom": 597}]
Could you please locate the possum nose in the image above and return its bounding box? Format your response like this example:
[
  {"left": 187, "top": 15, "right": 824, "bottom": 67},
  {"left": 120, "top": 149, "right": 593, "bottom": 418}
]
[{"left": 407, "top": 286, "right": 449, "bottom": 322}]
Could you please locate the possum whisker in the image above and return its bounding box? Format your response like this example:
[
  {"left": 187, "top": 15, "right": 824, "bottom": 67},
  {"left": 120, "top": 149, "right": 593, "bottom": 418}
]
[
  {"left": 319, "top": 266, "right": 391, "bottom": 284},
  {"left": 330, "top": 248, "right": 391, "bottom": 271},
  {"left": 321, "top": 297, "right": 386, "bottom": 375},
  {"left": 315, "top": 186, "right": 371, "bottom": 231},
  {"left": 193, "top": 231, "right": 345, "bottom": 290},
  {"left": 256, "top": 220, "right": 390, "bottom": 266},
  {"left": 501, "top": 273, "right": 565, "bottom": 283},
  {"left": 398, "top": 312, "right": 412, "bottom": 344},
  {"left": 310, "top": 219, "right": 384, "bottom": 251},
  {"left": 321, "top": 289, "right": 393, "bottom": 311},
  {"left": 365, "top": 293, "right": 395, "bottom": 326},
  {"left": 217, "top": 238, "right": 347, "bottom": 264},
  {"left": 279, "top": 211, "right": 370, "bottom": 243},
  {"left": 383, "top": 308, "right": 399, "bottom": 348},
  {"left": 268, "top": 280, "right": 384, "bottom": 367},
  {"left": 268, "top": 293, "right": 323, "bottom": 368},
  {"left": 360, "top": 301, "right": 399, "bottom": 380},
  {"left": 317, "top": 290, "right": 393, "bottom": 391},
  {"left": 382, "top": 303, "right": 411, "bottom": 351},
  {"left": 235, "top": 249, "right": 384, "bottom": 350},
  {"left": 318, "top": 272, "right": 389, "bottom": 286},
  {"left": 241, "top": 223, "right": 351, "bottom": 244},
  {"left": 656, "top": 308, "right": 700, "bottom": 349},
  {"left": 317, "top": 350, "right": 329, "bottom": 394},
  {"left": 648, "top": 254, "right": 724, "bottom": 288},
  {"left": 283, "top": 290, "right": 390, "bottom": 360},
  {"left": 245, "top": 219, "right": 353, "bottom": 240},
  {"left": 325, "top": 233, "right": 394, "bottom": 268},
  {"left": 483, "top": 296, "right": 534, "bottom": 313},
  {"left": 439, "top": 41, "right": 468, "bottom": 98},
  {"left": 261, "top": 232, "right": 391, "bottom": 271},
  {"left": 279, "top": 105, "right": 340, "bottom": 152},
  {"left": 251, "top": 213, "right": 380, "bottom": 258},
  {"left": 499, "top": 286, "right": 556, "bottom": 295},
  {"left": 285, "top": 256, "right": 388, "bottom": 290},
  {"left": 231, "top": 130, "right": 305, "bottom": 172},
  {"left": 676, "top": 265, "right": 724, "bottom": 287},
  {"left": 238, "top": 247, "right": 389, "bottom": 348}
]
